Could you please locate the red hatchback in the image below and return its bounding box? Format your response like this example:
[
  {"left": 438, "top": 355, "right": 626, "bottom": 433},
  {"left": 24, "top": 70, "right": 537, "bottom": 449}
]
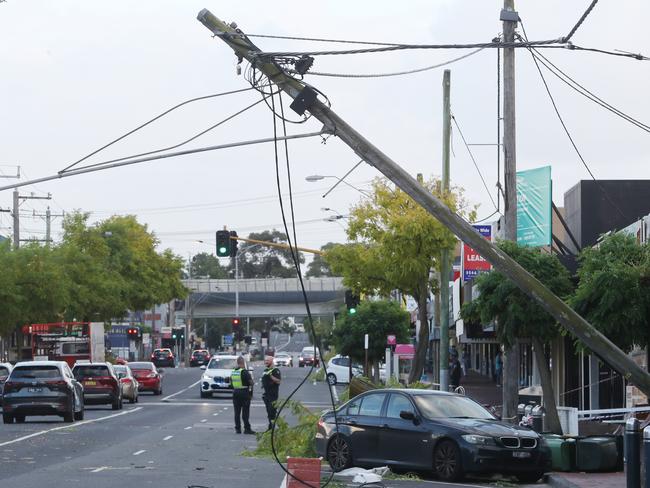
[
  {"left": 129, "top": 362, "right": 162, "bottom": 395},
  {"left": 72, "top": 362, "right": 123, "bottom": 410}
]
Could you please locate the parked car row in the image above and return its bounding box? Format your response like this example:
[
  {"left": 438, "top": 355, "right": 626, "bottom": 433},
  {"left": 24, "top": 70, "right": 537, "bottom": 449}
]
[{"left": 1, "top": 360, "right": 163, "bottom": 424}]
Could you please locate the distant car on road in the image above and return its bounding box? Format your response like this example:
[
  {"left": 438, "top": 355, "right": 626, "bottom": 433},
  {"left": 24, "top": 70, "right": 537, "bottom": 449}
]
[
  {"left": 200, "top": 355, "right": 253, "bottom": 398},
  {"left": 151, "top": 348, "right": 175, "bottom": 368},
  {"left": 190, "top": 349, "right": 210, "bottom": 367},
  {"left": 0, "top": 362, "right": 13, "bottom": 396},
  {"left": 298, "top": 346, "right": 320, "bottom": 368},
  {"left": 2, "top": 361, "right": 84, "bottom": 424},
  {"left": 316, "top": 389, "right": 550, "bottom": 483},
  {"left": 72, "top": 362, "right": 123, "bottom": 410},
  {"left": 128, "top": 362, "right": 163, "bottom": 395},
  {"left": 324, "top": 355, "right": 362, "bottom": 385},
  {"left": 273, "top": 352, "right": 293, "bottom": 367},
  {"left": 113, "top": 364, "right": 139, "bottom": 403}
]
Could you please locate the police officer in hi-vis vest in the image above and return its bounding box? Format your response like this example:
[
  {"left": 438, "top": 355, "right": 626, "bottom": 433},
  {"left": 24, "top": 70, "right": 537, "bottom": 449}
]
[
  {"left": 231, "top": 356, "right": 255, "bottom": 434},
  {"left": 262, "top": 355, "right": 281, "bottom": 431}
]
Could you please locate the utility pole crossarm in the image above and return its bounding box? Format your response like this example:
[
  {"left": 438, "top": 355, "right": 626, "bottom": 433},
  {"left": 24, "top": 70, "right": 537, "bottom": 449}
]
[
  {"left": 197, "top": 9, "right": 650, "bottom": 397},
  {"left": 232, "top": 235, "right": 323, "bottom": 255}
]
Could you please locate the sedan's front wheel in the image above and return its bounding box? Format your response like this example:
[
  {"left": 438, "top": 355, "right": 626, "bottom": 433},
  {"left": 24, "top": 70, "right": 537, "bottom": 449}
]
[
  {"left": 327, "top": 436, "right": 352, "bottom": 472},
  {"left": 516, "top": 471, "right": 544, "bottom": 483},
  {"left": 434, "top": 440, "right": 463, "bottom": 482},
  {"left": 2, "top": 414, "right": 13, "bottom": 424}
]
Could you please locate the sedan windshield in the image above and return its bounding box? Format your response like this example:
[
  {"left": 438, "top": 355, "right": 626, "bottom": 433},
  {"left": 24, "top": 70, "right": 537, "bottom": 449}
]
[
  {"left": 207, "top": 358, "right": 238, "bottom": 370},
  {"left": 129, "top": 362, "right": 154, "bottom": 371},
  {"left": 11, "top": 366, "right": 61, "bottom": 380},
  {"left": 413, "top": 394, "right": 495, "bottom": 420}
]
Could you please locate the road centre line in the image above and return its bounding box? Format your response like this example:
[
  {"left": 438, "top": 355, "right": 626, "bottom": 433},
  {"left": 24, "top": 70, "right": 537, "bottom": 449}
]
[
  {"left": 91, "top": 467, "right": 108, "bottom": 473},
  {"left": 184, "top": 426, "right": 192, "bottom": 430},
  {"left": 163, "top": 435, "right": 173, "bottom": 441},
  {"left": 0, "top": 407, "right": 143, "bottom": 448},
  {"left": 161, "top": 380, "right": 201, "bottom": 402},
  {"left": 133, "top": 450, "right": 146, "bottom": 456}
]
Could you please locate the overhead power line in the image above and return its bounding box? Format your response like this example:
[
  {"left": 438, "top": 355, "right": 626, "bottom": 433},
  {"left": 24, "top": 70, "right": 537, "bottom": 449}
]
[
  {"left": 451, "top": 114, "right": 499, "bottom": 212},
  {"left": 563, "top": 0, "right": 600, "bottom": 43},
  {"left": 293, "top": 48, "right": 485, "bottom": 78},
  {"left": 520, "top": 22, "right": 629, "bottom": 222},
  {"left": 59, "top": 87, "right": 255, "bottom": 173}
]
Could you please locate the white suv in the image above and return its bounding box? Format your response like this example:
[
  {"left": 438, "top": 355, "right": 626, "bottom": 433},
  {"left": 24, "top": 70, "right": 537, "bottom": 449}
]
[
  {"left": 199, "top": 355, "right": 253, "bottom": 398},
  {"left": 325, "top": 355, "right": 362, "bottom": 385}
]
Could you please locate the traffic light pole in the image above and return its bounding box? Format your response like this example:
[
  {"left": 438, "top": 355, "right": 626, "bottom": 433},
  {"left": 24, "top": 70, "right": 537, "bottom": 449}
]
[{"left": 197, "top": 9, "right": 650, "bottom": 397}]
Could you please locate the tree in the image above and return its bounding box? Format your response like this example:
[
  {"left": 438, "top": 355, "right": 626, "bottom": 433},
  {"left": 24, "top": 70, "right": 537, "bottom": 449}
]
[
  {"left": 189, "top": 252, "right": 228, "bottom": 279},
  {"left": 461, "top": 241, "right": 573, "bottom": 434},
  {"left": 327, "top": 177, "right": 474, "bottom": 383},
  {"left": 232, "top": 230, "right": 304, "bottom": 279},
  {"left": 305, "top": 242, "right": 336, "bottom": 278},
  {"left": 571, "top": 233, "right": 650, "bottom": 361},
  {"left": 332, "top": 300, "right": 410, "bottom": 380},
  {"left": 59, "top": 212, "right": 187, "bottom": 321}
]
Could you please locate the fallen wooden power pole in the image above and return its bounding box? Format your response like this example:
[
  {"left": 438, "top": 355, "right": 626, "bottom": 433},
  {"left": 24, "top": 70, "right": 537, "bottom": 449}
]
[{"left": 197, "top": 9, "right": 650, "bottom": 396}]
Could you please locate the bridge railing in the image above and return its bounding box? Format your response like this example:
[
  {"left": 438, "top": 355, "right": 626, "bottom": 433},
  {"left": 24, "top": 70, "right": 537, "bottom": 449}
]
[{"left": 182, "top": 277, "right": 345, "bottom": 294}]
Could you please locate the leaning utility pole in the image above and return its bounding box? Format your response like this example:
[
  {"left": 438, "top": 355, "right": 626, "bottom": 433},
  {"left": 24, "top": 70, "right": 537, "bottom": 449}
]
[
  {"left": 196, "top": 9, "right": 650, "bottom": 398},
  {"left": 439, "top": 69, "right": 451, "bottom": 392},
  {"left": 501, "top": 0, "right": 520, "bottom": 424}
]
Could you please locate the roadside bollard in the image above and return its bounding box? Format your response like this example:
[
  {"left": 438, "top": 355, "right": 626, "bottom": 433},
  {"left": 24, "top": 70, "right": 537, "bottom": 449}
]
[
  {"left": 531, "top": 405, "right": 545, "bottom": 433},
  {"left": 626, "top": 418, "right": 641, "bottom": 488},
  {"left": 643, "top": 425, "right": 650, "bottom": 488}
]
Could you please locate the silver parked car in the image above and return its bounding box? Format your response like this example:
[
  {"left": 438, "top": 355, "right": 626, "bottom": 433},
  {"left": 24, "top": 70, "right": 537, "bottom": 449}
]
[{"left": 113, "top": 364, "right": 139, "bottom": 403}]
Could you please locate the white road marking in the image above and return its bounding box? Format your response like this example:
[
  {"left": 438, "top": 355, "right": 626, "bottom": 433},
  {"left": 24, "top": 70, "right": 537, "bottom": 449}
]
[
  {"left": 212, "top": 413, "right": 219, "bottom": 416},
  {"left": 91, "top": 466, "right": 108, "bottom": 473},
  {"left": 133, "top": 450, "right": 146, "bottom": 456},
  {"left": 0, "top": 407, "right": 143, "bottom": 448},
  {"left": 200, "top": 419, "right": 207, "bottom": 423},
  {"left": 184, "top": 426, "right": 192, "bottom": 430},
  {"left": 163, "top": 435, "right": 173, "bottom": 441},
  {"left": 161, "top": 380, "right": 201, "bottom": 402}
]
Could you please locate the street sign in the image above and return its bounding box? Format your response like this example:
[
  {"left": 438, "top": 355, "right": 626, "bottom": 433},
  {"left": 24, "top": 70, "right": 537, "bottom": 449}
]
[
  {"left": 261, "top": 337, "right": 268, "bottom": 347},
  {"left": 223, "top": 334, "right": 233, "bottom": 346},
  {"left": 387, "top": 334, "right": 396, "bottom": 346},
  {"left": 462, "top": 225, "right": 492, "bottom": 281},
  {"left": 364, "top": 333, "right": 369, "bottom": 350}
]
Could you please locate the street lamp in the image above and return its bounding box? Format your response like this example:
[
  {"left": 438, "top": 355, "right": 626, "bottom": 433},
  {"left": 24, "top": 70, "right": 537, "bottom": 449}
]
[{"left": 305, "top": 159, "right": 370, "bottom": 198}]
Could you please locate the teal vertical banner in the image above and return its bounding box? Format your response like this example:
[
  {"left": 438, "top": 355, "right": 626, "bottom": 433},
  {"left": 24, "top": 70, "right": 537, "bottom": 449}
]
[{"left": 517, "top": 166, "right": 552, "bottom": 247}]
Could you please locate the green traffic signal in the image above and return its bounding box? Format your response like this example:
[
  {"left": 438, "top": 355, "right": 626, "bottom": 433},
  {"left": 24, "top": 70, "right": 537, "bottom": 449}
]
[
  {"left": 349, "top": 308, "right": 357, "bottom": 314},
  {"left": 218, "top": 246, "right": 227, "bottom": 255},
  {"left": 172, "top": 334, "right": 177, "bottom": 339}
]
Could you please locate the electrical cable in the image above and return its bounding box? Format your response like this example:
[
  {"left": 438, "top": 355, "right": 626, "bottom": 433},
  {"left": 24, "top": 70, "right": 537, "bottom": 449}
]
[
  {"left": 59, "top": 87, "right": 254, "bottom": 174},
  {"left": 65, "top": 97, "right": 266, "bottom": 174},
  {"left": 520, "top": 22, "right": 629, "bottom": 222},
  {"left": 266, "top": 86, "right": 339, "bottom": 488},
  {"left": 473, "top": 210, "right": 501, "bottom": 224},
  {"left": 566, "top": 43, "right": 649, "bottom": 60},
  {"left": 253, "top": 38, "right": 566, "bottom": 59},
  {"left": 292, "top": 48, "right": 485, "bottom": 78},
  {"left": 247, "top": 32, "right": 403, "bottom": 47},
  {"left": 451, "top": 114, "right": 499, "bottom": 212},
  {"left": 527, "top": 48, "right": 650, "bottom": 133},
  {"left": 563, "top": 0, "right": 599, "bottom": 43}
]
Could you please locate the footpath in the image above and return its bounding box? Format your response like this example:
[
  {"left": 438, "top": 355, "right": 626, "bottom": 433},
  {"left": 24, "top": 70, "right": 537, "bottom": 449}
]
[{"left": 460, "top": 371, "right": 625, "bottom": 488}]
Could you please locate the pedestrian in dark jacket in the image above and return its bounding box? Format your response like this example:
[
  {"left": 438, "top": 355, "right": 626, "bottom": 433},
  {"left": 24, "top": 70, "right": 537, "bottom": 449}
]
[{"left": 450, "top": 355, "right": 462, "bottom": 389}]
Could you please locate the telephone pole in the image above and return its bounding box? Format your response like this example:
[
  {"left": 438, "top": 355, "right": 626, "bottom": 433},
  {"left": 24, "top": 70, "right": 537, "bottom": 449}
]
[
  {"left": 197, "top": 8, "right": 650, "bottom": 400},
  {"left": 12, "top": 192, "right": 53, "bottom": 248},
  {"left": 439, "top": 69, "right": 451, "bottom": 392},
  {"left": 31, "top": 207, "right": 65, "bottom": 244},
  {"left": 501, "top": 0, "right": 520, "bottom": 424}
]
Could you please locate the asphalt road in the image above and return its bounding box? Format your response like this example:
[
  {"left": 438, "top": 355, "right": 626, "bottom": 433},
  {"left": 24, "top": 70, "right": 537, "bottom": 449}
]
[
  {"left": 0, "top": 362, "right": 548, "bottom": 488},
  {"left": 0, "top": 361, "right": 339, "bottom": 488}
]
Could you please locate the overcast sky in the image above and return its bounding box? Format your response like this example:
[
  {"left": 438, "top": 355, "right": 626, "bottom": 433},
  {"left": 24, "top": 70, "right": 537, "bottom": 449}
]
[{"left": 1, "top": 0, "right": 648, "bottom": 264}]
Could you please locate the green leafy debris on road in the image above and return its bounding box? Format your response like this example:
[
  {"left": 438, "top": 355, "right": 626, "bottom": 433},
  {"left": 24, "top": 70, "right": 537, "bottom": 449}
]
[{"left": 241, "top": 399, "right": 320, "bottom": 459}]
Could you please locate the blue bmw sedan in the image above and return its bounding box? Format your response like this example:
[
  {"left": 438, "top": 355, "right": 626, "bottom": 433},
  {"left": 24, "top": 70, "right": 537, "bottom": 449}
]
[{"left": 315, "top": 389, "right": 550, "bottom": 483}]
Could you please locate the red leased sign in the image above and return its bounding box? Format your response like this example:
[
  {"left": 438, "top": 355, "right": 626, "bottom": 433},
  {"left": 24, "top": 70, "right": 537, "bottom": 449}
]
[{"left": 462, "top": 225, "right": 492, "bottom": 281}]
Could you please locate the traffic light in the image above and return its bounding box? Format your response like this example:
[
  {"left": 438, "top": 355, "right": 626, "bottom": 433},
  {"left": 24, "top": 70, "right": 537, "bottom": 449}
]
[
  {"left": 232, "top": 318, "right": 242, "bottom": 340},
  {"left": 216, "top": 230, "right": 231, "bottom": 257},
  {"left": 345, "top": 290, "right": 360, "bottom": 315},
  {"left": 127, "top": 327, "right": 139, "bottom": 339}
]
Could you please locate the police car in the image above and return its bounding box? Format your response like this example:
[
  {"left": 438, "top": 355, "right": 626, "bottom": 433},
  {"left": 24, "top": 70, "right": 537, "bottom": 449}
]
[{"left": 199, "top": 355, "right": 253, "bottom": 398}]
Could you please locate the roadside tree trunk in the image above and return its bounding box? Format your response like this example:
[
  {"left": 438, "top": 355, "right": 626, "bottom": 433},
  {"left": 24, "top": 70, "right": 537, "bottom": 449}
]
[
  {"left": 532, "top": 336, "right": 563, "bottom": 434},
  {"left": 408, "top": 280, "right": 429, "bottom": 384}
]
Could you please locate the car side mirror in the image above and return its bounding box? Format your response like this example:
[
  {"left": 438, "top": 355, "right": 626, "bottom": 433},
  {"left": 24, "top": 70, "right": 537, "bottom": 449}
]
[
  {"left": 399, "top": 410, "right": 416, "bottom": 422},
  {"left": 200, "top": 365, "right": 206, "bottom": 370}
]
